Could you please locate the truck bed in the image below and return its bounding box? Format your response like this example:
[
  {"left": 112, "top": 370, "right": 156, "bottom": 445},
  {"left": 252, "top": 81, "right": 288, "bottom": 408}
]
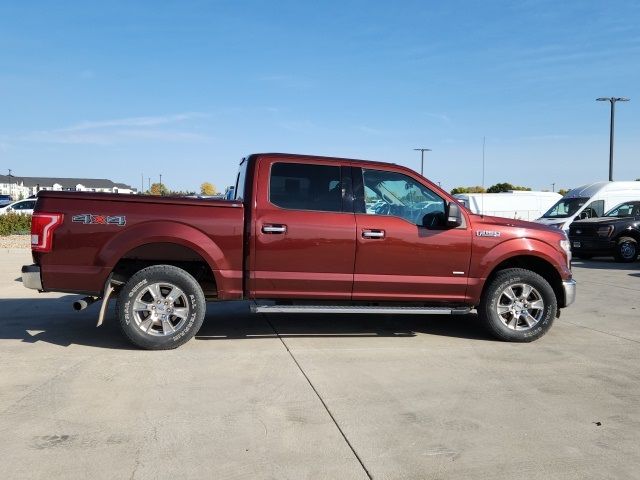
[{"left": 34, "top": 191, "right": 245, "bottom": 297}]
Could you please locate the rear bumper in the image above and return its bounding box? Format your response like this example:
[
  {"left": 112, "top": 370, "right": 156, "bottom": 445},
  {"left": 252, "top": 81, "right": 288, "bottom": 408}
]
[
  {"left": 21, "top": 264, "right": 43, "bottom": 291},
  {"left": 562, "top": 279, "right": 576, "bottom": 308}
]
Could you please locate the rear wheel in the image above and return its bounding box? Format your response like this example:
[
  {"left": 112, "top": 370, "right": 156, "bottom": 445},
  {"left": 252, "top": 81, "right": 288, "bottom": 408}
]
[
  {"left": 117, "top": 265, "right": 206, "bottom": 350},
  {"left": 479, "top": 268, "right": 557, "bottom": 342},
  {"left": 614, "top": 237, "right": 638, "bottom": 263}
]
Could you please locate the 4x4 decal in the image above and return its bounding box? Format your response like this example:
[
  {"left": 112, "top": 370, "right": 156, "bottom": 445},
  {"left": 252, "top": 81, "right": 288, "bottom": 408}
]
[{"left": 72, "top": 214, "right": 126, "bottom": 226}]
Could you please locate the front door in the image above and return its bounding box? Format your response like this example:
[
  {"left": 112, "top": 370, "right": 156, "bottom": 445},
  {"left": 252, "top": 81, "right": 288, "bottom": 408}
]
[
  {"left": 251, "top": 158, "right": 356, "bottom": 299},
  {"left": 352, "top": 167, "right": 472, "bottom": 303}
]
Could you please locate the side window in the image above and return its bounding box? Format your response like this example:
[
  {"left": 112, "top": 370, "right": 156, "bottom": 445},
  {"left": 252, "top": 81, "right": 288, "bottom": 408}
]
[
  {"left": 582, "top": 200, "right": 604, "bottom": 218},
  {"left": 362, "top": 169, "right": 445, "bottom": 226},
  {"left": 269, "top": 162, "right": 342, "bottom": 212},
  {"left": 13, "top": 201, "right": 28, "bottom": 210}
]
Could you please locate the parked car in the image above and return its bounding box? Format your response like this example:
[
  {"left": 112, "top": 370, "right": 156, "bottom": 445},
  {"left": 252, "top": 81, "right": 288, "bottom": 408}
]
[
  {"left": 0, "top": 195, "right": 13, "bottom": 207},
  {"left": 21, "top": 153, "right": 575, "bottom": 349},
  {"left": 0, "top": 199, "right": 37, "bottom": 215},
  {"left": 454, "top": 191, "right": 561, "bottom": 221},
  {"left": 569, "top": 200, "right": 640, "bottom": 262},
  {"left": 536, "top": 181, "right": 640, "bottom": 231}
]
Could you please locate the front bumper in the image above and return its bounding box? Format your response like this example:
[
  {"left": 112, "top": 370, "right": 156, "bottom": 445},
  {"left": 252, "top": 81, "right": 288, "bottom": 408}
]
[
  {"left": 562, "top": 279, "right": 576, "bottom": 307},
  {"left": 22, "top": 265, "right": 43, "bottom": 291},
  {"left": 568, "top": 235, "right": 615, "bottom": 254}
]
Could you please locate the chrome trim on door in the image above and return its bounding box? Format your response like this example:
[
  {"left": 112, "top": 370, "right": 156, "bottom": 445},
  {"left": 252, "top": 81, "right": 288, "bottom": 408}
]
[
  {"left": 362, "top": 230, "right": 385, "bottom": 239},
  {"left": 262, "top": 224, "right": 287, "bottom": 234}
]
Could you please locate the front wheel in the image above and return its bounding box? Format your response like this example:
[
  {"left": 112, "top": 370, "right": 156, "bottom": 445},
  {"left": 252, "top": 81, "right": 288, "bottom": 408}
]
[
  {"left": 614, "top": 237, "right": 638, "bottom": 263},
  {"left": 116, "top": 265, "right": 206, "bottom": 350},
  {"left": 479, "top": 268, "right": 557, "bottom": 342}
]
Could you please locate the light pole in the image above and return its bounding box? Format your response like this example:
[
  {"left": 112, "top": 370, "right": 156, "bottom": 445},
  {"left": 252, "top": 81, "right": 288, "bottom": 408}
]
[
  {"left": 551, "top": 182, "right": 555, "bottom": 192},
  {"left": 413, "top": 148, "right": 431, "bottom": 176},
  {"left": 159, "top": 173, "right": 163, "bottom": 186},
  {"left": 596, "top": 97, "right": 630, "bottom": 181}
]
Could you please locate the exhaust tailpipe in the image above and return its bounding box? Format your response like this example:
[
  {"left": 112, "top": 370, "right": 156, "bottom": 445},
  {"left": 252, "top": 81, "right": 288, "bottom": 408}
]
[{"left": 73, "top": 296, "right": 97, "bottom": 311}]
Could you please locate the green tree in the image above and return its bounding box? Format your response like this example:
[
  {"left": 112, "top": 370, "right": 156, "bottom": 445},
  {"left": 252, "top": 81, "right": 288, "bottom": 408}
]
[
  {"left": 200, "top": 182, "right": 217, "bottom": 195},
  {"left": 149, "top": 183, "right": 169, "bottom": 196},
  {"left": 450, "top": 186, "right": 486, "bottom": 195},
  {"left": 486, "top": 182, "right": 531, "bottom": 193},
  {"left": 558, "top": 188, "right": 569, "bottom": 196}
]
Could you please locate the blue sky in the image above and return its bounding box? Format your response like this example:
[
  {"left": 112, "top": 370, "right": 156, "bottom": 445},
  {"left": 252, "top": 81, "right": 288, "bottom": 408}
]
[{"left": 1, "top": 0, "right": 639, "bottom": 192}]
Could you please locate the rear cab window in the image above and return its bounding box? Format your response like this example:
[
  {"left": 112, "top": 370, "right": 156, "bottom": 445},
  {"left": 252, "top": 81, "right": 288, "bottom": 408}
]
[{"left": 269, "top": 162, "right": 343, "bottom": 212}]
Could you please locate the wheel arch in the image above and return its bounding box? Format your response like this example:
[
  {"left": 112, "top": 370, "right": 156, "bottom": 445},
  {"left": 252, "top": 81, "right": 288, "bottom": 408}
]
[
  {"left": 111, "top": 242, "right": 218, "bottom": 299},
  {"left": 613, "top": 228, "right": 640, "bottom": 243},
  {"left": 480, "top": 255, "right": 565, "bottom": 308},
  {"left": 99, "top": 221, "right": 228, "bottom": 300}
]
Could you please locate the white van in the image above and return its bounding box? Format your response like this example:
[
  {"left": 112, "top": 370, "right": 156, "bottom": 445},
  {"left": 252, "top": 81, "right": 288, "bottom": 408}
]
[
  {"left": 454, "top": 191, "right": 561, "bottom": 221},
  {"left": 536, "top": 181, "right": 640, "bottom": 231}
]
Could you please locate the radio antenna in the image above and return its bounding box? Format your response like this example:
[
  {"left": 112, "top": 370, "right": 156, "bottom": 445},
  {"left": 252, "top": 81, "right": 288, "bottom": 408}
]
[{"left": 481, "top": 136, "right": 486, "bottom": 217}]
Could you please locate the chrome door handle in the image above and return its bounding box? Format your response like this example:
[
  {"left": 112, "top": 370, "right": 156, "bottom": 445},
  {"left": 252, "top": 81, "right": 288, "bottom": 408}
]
[
  {"left": 262, "top": 224, "right": 287, "bottom": 234},
  {"left": 362, "top": 229, "right": 385, "bottom": 239}
]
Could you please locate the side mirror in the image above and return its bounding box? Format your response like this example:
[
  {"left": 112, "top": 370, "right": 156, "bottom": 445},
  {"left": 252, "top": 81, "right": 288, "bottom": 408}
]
[{"left": 446, "top": 202, "right": 462, "bottom": 227}]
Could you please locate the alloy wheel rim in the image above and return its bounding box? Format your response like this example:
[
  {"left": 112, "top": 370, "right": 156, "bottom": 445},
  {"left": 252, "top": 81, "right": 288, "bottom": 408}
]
[
  {"left": 495, "top": 283, "right": 545, "bottom": 331},
  {"left": 132, "top": 282, "right": 190, "bottom": 336}
]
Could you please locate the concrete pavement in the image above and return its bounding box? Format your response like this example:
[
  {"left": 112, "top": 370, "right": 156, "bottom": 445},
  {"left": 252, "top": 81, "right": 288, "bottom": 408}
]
[{"left": 1, "top": 250, "right": 639, "bottom": 479}]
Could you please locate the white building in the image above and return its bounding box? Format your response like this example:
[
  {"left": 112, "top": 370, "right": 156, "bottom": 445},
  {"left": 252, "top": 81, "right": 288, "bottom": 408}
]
[{"left": 0, "top": 175, "right": 137, "bottom": 200}]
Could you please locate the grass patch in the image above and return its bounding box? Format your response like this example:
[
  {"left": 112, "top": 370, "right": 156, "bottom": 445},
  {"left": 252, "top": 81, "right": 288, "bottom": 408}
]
[{"left": 0, "top": 213, "right": 32, "bottom": 236}]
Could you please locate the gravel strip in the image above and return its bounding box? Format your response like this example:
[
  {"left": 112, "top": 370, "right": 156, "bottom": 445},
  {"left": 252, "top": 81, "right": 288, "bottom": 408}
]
[{"left": 0, "top": 235, "right": 30, "bottom": 249}]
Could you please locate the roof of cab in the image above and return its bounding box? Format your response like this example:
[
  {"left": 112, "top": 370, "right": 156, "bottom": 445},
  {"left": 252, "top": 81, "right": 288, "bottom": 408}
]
[{"left": 251, "top": 152, "right": 401, "bottom": 170}]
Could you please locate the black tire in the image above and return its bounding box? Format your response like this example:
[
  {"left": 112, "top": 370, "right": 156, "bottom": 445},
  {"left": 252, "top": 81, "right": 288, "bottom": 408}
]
[
  {"left": 575, "top": 254, "right": 593, "bottom": 260},
  {"left": 479, "top": 268, "right": 557, "bottom": 342},
  {"left": 613, "top": 236, "right": 638, "bottom": 263},
  {"left": 116, "top": 265, "right": 206, "bottom": 350}
]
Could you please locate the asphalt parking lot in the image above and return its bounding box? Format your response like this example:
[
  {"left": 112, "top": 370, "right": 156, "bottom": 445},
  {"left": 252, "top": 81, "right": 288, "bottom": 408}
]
[{"left": 1, "top": 249, "right": 639, "bottom": 480}]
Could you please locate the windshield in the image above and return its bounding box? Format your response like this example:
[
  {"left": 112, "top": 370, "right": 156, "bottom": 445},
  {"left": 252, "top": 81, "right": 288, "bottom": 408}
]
[
  {"left": 605, "top": 202, "right": 640, "bottom": 218},
  {"left": 542, "top": 197, "right": 589, "bottom": 218}
]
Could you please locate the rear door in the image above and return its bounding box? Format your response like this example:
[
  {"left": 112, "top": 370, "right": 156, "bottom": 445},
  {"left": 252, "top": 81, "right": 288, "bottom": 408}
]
[
  {"left": 352, "top": 166, "right": 472, "bottom": 303},
  {"left": 251, "top": 157, "right": 356, "bottom": 299}
]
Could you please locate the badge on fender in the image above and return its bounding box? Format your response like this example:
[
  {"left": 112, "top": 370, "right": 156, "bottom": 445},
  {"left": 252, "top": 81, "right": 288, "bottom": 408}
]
[
  {"left": 72, "top": 214, "right": 126, "bottom": 226},
  {"left": 476, "top": 230, "right": 501, "bottom": 237}
]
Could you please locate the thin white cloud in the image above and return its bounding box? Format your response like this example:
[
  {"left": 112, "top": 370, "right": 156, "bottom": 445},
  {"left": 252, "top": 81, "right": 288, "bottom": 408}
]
[
  {"left": 259, "top": 75, "right": 313, "bottom": 89},
  {"left": 423, "top": 112, "right": 453, "bottom": 125},
  {"left": 17, "top": 113, "right": 212, "bottom": 145},
  {"left": 63, "top": 112, "right": 208, "bottom": 132}
]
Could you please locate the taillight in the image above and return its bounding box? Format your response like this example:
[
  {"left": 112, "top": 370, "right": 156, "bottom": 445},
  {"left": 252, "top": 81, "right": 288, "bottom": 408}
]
[{"left": 31, "top": 213, "right": 64, "bottom": 253}]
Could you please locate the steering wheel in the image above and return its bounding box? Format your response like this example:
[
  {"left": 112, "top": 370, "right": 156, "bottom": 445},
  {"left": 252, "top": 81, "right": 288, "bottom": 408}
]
[
  {"left": 374, "top": 202, "right": 390, "bottom": 215},
  {"left": 580, "top": 208, "right": 597, "bottom": 219}
]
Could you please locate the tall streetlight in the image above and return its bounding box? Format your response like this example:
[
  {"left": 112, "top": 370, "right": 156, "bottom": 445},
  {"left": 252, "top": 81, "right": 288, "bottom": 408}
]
[
  {"left": 413, "top": 148, "right": 431, "bottom": 176},
  {"left": 596, "top": 97, "right": 630, "bottom": 181}
]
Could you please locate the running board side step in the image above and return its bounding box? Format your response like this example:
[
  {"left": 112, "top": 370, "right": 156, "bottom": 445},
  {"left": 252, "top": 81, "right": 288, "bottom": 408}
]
[{"left": 252, "top": 304, "right": 471, "bottom": 315}]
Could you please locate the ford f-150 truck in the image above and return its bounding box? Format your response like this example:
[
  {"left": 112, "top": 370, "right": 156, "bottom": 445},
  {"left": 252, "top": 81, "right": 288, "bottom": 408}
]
[
  {"left": 22, "top": 153, "right": 576, "bottom": 349},
  {"left": 569, "top": 200, "right": 640, "bottom": 262}
]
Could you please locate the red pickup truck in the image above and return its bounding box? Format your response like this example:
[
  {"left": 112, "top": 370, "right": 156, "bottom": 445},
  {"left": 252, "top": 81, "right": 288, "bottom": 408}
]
[{"left": 22, "top": 153, "right": 575, "bottom": 349}]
